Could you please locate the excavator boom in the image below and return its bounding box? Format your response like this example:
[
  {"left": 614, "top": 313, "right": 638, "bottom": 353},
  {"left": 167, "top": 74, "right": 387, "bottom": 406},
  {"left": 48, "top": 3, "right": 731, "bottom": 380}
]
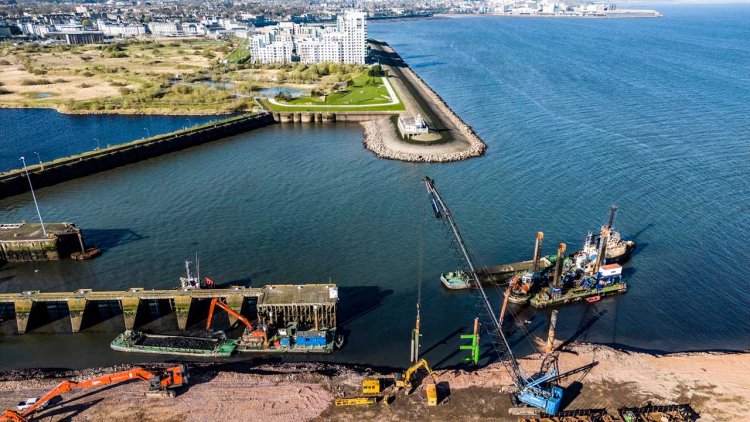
[
  {"left": 0, "top": 365, "right": 186, "bottom": 422},
  {"left": 396, "top": 358, "right": 434, "bottom": 389},
  {"left": 206, "top": 298, "right": 253, "bottom": 330}
]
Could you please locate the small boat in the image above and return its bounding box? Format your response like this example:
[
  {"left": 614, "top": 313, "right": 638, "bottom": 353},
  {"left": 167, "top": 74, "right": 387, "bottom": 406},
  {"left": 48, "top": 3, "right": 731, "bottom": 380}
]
[
  {"left": 335, "top": 334, "right": 345, "bottom": 349},
  {"left": 586, "top": 295, "right": 601, "bottom": 303},
  {"left": 440, "top": 271, "right": 471, "bottom": 289},
  {"left": 70, "top": 247, "right": 102, "bottom": 260}
]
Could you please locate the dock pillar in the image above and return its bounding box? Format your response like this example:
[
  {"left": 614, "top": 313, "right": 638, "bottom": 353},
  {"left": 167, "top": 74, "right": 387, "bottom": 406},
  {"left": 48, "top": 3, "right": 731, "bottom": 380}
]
[
  {"left": 552, "top": 243, "right": 567, "bottom": 288},
  {"left": 173, "top": 296, "right": 192, "bottom": 331},
  {"left": 545, "top": 310, "right": 559, "bottom": 354},
  {"left": 120, "top": 297, "right": 140, "bottom": 331},
  {"left": 13, "top": 299, "right": 33, "bottom": 334},
  {"left": 593, "top": 228, "right": 610, "bottom": 274},
  {"left": 532, "top": 231, "right": 544, "bottom": 273},
  {"left": 224, "top": 294, "right": 245, "bottom": 325},
  {"left": 66, "top": 298, "right": 87, "bottom": 333}
]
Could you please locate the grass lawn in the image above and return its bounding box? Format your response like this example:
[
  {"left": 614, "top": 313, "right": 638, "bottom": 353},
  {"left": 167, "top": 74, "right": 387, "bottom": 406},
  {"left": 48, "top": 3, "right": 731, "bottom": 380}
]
[
  {"left": 264, "top": 71, "right": 404, "bottom": 112},
  {"left": 226, "top": 45, "right": 251, "bottom": 64}
]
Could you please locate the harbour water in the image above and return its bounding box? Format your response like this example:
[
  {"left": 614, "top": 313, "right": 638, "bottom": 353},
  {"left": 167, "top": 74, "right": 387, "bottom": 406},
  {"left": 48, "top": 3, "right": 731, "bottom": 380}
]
[
  {"left": 0, "top": 4, "right": 749, "bottom": 370},
  {"left": 0, "top": 110, "right": 221, "bottom": 173}
]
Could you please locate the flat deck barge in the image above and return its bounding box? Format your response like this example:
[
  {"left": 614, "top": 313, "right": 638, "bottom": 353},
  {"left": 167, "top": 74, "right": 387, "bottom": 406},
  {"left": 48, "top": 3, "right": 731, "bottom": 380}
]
[
  {"left": 530, "top": 282, "right": 628, "bottom": 309},
  {"left": 111, "top": 331, "right": 237, "bottom": 357}
]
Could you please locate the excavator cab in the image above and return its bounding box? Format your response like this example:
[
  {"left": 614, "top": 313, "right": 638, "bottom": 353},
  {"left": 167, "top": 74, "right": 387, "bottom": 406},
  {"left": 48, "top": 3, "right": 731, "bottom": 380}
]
[
  {"left": 146, "top": 365, "right": 188, "bottom": 398},
  {"left": 395, "top": 359, "right": 433, "bottom": 390}
]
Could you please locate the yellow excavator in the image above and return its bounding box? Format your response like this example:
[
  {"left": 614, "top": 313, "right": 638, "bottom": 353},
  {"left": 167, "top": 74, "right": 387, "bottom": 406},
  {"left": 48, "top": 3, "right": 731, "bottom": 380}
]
[{"left": 395, "top": 358, "right": 438, "bottom": 406}]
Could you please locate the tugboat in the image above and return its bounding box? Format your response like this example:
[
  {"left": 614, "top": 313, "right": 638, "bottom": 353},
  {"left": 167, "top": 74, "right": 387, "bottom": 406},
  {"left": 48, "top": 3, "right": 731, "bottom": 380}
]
[
  {"left": 178, "top": 255, "right": 202, "bottom": 290},
  {"left": 440, "top": 271, "right": 471, "bottom": 289},
  {"left": 586, "top": 204, "right": 636, "bottom": 265}
]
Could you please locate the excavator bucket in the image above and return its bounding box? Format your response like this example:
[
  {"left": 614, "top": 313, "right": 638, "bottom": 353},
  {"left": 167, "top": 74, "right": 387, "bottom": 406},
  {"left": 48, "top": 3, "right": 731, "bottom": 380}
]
[
  {"left": 145, "top": 389, "right": 176, "bottom": 399},
  {"left": 2, "top": 409, "right": 27, "bottom": 422}
]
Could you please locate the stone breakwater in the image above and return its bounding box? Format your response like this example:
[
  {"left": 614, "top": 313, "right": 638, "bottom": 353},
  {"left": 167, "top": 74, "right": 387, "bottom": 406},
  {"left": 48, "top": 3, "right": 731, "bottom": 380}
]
[
  {"left": 362, "top": 118, "right": 485, "bottom": 163},
  {"left": 362, "top": 54, "right": 486, "bottom": 163},
  {"left": 402, "top": 65, "right": 487, "bottom": 155}
]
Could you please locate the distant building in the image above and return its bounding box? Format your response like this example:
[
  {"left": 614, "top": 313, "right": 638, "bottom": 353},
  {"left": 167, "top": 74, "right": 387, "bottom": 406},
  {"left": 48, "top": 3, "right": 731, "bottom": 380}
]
[
  {"left": 247, "top": 9, "right": 366, "bottom": 65},
  {"left": 97, "top": 20, "right": 146, "bottom": 37},
  {"left": 48, "top": 31, "right": 104, "bottom": 45},
  {"left": 337, "top": 10, "right": 367, "bottom": 65},
  {"left": 147, "top": 21, "right": 181, "bottom": 37}
]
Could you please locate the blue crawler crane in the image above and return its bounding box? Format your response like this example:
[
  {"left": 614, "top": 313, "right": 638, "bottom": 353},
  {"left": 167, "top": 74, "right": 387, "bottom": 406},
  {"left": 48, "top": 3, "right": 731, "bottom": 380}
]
[{"left": 423, "top": 176, "right": 563, "bottom": 415}]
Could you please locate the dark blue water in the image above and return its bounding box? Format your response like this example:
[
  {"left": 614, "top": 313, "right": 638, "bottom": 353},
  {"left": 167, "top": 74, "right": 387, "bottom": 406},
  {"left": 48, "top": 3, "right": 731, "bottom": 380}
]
[
  {"left": 0, "top": 110, "right": 221, "bottom": 172},
  {"left": 1, "top": 4, "right": 748, "bottom": 370}
]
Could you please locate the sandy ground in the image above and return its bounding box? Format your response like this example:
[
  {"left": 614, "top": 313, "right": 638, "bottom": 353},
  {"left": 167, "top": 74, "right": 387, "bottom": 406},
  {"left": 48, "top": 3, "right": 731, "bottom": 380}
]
[{"left": 0, "top": 344, "right": 746, "bottom": 421}]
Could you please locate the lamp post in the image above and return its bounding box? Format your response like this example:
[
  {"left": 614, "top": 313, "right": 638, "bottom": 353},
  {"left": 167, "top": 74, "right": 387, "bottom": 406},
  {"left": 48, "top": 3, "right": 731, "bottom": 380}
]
[
  {"left": 20, "top": 156, "right": 47, "bottom": 236},
  {"left": 94, "top": 138, "right": 100, "bottom": 150},
  {"left": 144, "top": 127, "right": 150, "bottom": 138},
  {"left": 34, "top": 151, "right": 44, "bottom": 171}
]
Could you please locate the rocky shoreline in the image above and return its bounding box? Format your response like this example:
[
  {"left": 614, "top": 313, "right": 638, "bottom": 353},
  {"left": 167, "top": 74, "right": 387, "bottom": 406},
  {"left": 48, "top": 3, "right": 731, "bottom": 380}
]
[{"left": 362, "top": 44, "right": 487, "bottom": 163}]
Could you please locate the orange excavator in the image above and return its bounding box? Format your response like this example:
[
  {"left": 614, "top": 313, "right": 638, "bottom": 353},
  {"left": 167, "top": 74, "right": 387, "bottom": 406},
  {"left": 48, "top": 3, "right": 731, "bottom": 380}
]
[
  {"left": 206, "top": 298, "right": 267, "bottom": 350},
  {"left": 1, "top": 365, "right": 187, "bottom": 422}
]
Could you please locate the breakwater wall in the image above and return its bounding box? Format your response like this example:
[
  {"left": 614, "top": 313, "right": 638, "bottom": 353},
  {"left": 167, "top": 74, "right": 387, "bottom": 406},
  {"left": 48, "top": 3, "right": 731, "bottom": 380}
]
[
  {"left": 270, "top": 111, "right": 398, "bottom": 123},
  {"left": 0, "top": 112, "right": 275, "bottom": 200}
]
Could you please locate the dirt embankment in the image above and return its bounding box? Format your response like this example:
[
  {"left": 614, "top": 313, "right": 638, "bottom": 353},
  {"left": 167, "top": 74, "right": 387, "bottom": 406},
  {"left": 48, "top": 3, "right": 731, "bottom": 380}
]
[{"left": 0, "top": 344, "right": 747, "bottom": 421}]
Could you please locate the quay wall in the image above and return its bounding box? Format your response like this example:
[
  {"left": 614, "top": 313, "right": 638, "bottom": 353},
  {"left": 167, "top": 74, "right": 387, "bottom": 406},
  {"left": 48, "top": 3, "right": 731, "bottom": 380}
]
[
  {"left": 0, "top": 112, "right": 276, "bottom": 200},
  {"left": 270, "top": 111, "right": 398, "bottom": 123}
]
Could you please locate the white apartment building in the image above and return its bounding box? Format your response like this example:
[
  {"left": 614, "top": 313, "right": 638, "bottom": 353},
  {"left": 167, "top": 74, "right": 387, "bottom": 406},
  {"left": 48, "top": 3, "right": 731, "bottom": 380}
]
[
  {"left": 97, "top": 20, "right": 146, "bottom": 37},
  {"left": 147, "top": 21, "right": 181, "bottom": 37},
  {"left": 337, "top": 11, "right": 367, "bottom": 65},
  {"left": 247, "top": 10, "right": 366, "bottom": 65},
  {"left": 254, "top": 40, "right": 294, "bottom": 64}
]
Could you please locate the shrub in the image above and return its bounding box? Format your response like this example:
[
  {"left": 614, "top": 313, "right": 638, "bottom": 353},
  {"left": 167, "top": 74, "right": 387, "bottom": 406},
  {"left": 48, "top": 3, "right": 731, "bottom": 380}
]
[
  {"left": 0, "top": 59, "right": 11, "bottom": 65},
  {"left": 275, "top": 92, "right": 292, "bottom": 102},
  {"left": 0, "top": 87, "right": 12, "bottom": 95},
  {"left": 368, "top": 64, "right": 385, "bottom": 77},
  {"left": 20, "top": 79, "right": 51, "bottom": 86},
  {"left": 79, "top": 83, "right": 92, "bottom": 88}
]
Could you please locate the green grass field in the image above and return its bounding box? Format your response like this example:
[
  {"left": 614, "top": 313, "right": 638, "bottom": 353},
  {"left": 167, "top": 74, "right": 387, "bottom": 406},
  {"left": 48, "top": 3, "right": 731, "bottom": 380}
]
[
  {"left": 225, "top": 45, "right": 251, "bottom": 64},
  {"left": 264, "top": 71, "right": 404, "bottom": 112}
]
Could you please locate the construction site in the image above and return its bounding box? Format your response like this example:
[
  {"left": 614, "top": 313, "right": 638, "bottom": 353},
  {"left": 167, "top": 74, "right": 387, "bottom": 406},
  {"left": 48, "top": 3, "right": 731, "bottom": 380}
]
[{"left": 0, "top": 177, "right": 748, "bottom": 421}]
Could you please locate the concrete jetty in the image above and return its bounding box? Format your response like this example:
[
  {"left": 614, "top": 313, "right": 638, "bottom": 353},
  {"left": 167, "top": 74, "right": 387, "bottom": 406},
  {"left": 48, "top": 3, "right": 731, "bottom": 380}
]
[
  {"left": 0, "top": 222, "right": 85, "bottom": 262},
  {"left": 0, "top": 112, "right": 275, "bottom": 200},
  {"left": 0, "top": 284, "right": 337, "bottom": 334}
]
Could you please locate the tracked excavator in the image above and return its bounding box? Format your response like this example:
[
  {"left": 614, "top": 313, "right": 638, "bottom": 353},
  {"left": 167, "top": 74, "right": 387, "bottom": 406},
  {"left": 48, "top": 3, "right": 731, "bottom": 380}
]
[
  {"left": 1, "top": 365, "right": 187, "bottom": 422},
  {"left": 206, "top": 297, "right": 267, "bottom": 351}
]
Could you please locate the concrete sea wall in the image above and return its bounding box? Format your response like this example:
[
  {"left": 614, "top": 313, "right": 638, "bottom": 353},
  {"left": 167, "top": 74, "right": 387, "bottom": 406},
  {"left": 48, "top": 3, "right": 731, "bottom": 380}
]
[
  {"left": 0, "top": 112, "right": 275, "bottom": 200},
  {"left": 270, "top": 111, "right": 398, "bottom": 123}
]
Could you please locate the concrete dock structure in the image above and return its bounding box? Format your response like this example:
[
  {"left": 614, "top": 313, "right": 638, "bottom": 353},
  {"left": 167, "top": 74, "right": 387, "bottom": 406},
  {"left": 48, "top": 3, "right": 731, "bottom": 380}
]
[
  {"left": 0, "top": 222, "right": 85, "bottom": 262},
  {"left": 0, "top": 284, "right": 337, "bottom": 334}
]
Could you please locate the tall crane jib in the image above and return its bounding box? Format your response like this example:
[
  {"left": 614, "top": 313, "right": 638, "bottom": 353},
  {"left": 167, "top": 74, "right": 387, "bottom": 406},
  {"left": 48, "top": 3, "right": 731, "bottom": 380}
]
[{"left": 422, "top": 177, "right": 563, "bottom": 415}]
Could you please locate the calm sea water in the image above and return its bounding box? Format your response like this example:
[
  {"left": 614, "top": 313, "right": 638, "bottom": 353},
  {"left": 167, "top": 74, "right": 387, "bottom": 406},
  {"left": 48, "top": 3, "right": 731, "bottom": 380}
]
[
  {"left": 0, "top": 110, "right": 221, "bottom": 172},
  {"left": 0, "top": 4, "right": 748, "bottom": 370}
]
